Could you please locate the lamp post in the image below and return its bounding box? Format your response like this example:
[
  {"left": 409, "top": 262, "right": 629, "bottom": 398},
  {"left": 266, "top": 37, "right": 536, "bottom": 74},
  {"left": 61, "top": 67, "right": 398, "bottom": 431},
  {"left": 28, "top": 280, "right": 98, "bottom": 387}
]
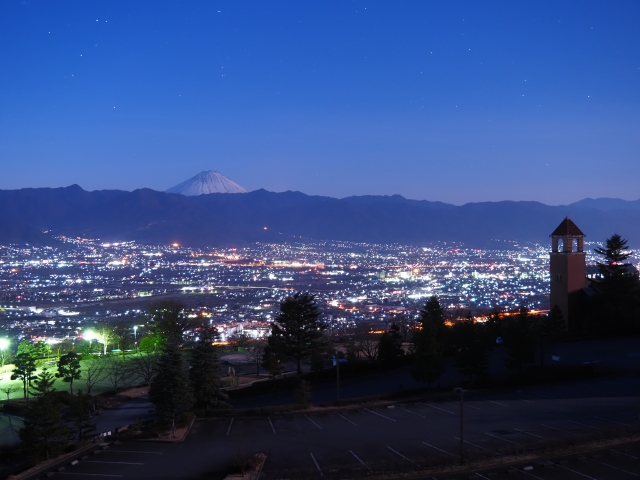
[
  {"left": 454, "top": 387, "right": 468, "bottom": 464},
  {"left": 133, "top": 326, "right": 138, "bottom": 351}
]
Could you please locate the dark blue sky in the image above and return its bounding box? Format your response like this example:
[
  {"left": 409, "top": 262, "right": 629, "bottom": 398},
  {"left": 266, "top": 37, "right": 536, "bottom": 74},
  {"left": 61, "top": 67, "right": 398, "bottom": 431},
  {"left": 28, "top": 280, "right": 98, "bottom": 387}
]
[{"left": 1, "top": 1, "right": 639, "bottom": 204}]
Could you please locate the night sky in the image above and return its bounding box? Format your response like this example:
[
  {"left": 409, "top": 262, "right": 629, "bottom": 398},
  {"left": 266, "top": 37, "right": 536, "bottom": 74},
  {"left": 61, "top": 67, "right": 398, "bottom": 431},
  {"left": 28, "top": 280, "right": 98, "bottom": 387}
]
[{"left": 1, "top": 1, "right": 639, "bottom": 204}]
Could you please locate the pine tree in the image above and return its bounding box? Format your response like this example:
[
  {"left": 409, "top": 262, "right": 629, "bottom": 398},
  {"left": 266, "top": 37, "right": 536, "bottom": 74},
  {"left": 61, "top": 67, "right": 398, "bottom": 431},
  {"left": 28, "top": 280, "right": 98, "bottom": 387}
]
[
  {"left": 56, "top": 351, "right": 82, "bottom": 395},
  {"left": 543, "top": 305, "right": 566, "bottom": 340},
  {"left": 261, "top": 335, "right": 286, "bottom": 383},
  {"left": 412, "top": 296, "right": 446, "bottom": 386},
  {"left": 453, "top": 314, "right": 489, "bottom": 381},
  {"left": 270, "top": 292, "right": 325, "bottom": 374},
  {"left": 19, "top": 370, "right": 70, "bottom": 461},
  {"left": 377, "top": 323, "right": 404, "bottom": 366},
  {"left": 504, "top": 307, "right": 536, "bottom": 371},
  {"left": 11, "top": 343, "right": 37, "bottom": 400},
  {"left": 149, "top": 342, "right": 193, "bottom": 424},
  {"left": 70, "top": 390, "right": 96, "bottom": 441},
  {"left": 189, "top": 328, "right": 227, "bottom": 412}
]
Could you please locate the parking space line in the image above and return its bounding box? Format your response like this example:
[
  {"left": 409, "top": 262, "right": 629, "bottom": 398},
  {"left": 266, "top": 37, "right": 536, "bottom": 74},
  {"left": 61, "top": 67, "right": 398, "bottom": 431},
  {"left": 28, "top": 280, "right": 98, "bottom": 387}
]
[
  {"left": 611, "top": 449, "right": 640, "bottom": 460},
  {"left": 569, "top": 420, "right": 598, "bottom": 430},
  {"left": 103, "top": 450, "right": 162, "bottom": 454},
  {"left": 552, "top": 462, "right": 597, "bottom": 479},
  {"left": 513, "top": 395, "right": 535, "bottom": 404},
  {"left": 594, "top": 415, "right": 630, "bottom": 427},
  {"left": 454, "top": 436, "right": 498, "bottom": 454},
  {"left": 518, "top": 469, "right": 546, "bottom": 480},
  {"left": 268, "top": 417, "right": 276, "bottom": 433},
  {"left": 336, "top": 412, "right": 357, "bottom": 426},
  {"left": 365, "top": 408, "right": 396, "bottom": 421},
  {"left": 514, "top": 428, "right": 546, "bottom": 440},
  {"left": 56, "top": 474, "right": 123, "bottom": 477},
  {"left": 400, "top": 407, "right": 426, "bottom": 418},
  {"left": 485, "top": 400, "right": 509, "bottom": 408},
  {"left": 309, "top": 452, "right": 323, "bottom": 476},
  {"left": 84, "top": 461, "right": 144, "bottom": 465},
  {"left": 530, "top": 392, "right": 554, "bottom": 399},
  {"left": 619, "top": 413, "right": 640, "bottom": 419},
  {"left": 227, "top": 418, "right": 234, "bottom": 435},
  {"left": 541, "top": 424, "right": 574, "bottom": 435},
  {"left": 420, "top": 402, "right": 455, "bottom": 414},
  {"left": 484, "top": 432, "right": 522, "bottom": 446},
  {"left": 475, "top": 473, "right": 492, "bottom": 480},
  {"left": 422, "top": 441, "right": 453, "bottom": 456},
  {"left": 588, "top": 457, "right": 640, "bottom": 477},
  {"left": 387, "top": 446, "right": 421, "bottom": 467},
  {"left": 349, "top": 450, "right": 372, "bottom": 472},
  {"left": 305, "top": 415, "right": 322, "bottom": 430}
]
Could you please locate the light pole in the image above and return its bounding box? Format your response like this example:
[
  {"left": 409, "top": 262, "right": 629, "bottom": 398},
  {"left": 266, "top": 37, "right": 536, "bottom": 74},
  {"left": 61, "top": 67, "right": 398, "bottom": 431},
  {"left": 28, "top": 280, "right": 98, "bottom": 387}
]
[
  {"left": 454, "top": 387, "right": 468, "bottom": 464},
  {"left": 133, "top": 326, "right": 138, "bottom": 351}
]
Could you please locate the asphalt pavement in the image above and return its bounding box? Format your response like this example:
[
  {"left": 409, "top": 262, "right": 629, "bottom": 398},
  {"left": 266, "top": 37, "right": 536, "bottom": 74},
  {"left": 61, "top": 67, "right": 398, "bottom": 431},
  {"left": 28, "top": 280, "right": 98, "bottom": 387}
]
[{"left": 23, "top": 374, "right": 640, "bottom": 479}]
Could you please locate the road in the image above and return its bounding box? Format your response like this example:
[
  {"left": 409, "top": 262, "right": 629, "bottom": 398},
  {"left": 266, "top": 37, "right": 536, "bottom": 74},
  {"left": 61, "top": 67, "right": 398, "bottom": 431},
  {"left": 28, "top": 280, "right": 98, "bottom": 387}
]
[{"left": 23, "top": 373, "right": 640, "bottom": 479}]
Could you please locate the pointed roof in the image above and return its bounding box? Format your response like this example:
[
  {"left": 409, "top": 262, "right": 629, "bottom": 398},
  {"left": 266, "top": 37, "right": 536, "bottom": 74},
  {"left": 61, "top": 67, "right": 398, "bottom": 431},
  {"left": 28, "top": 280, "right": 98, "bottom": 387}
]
[{"left": 551, "top": 217, "right": 585, "bottom": 236}]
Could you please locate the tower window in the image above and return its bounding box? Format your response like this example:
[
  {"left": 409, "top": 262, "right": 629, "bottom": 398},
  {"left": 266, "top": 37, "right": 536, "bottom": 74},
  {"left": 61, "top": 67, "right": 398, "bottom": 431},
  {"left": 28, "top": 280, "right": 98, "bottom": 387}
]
[{"left": 556, "top": 274, "right": 562, "bottom": 282}]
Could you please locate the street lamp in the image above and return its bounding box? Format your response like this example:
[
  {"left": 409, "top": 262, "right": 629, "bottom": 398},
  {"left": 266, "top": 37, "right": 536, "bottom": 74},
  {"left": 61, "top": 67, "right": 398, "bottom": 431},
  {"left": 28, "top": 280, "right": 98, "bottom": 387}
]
[
  {"left": 133, "top": 326, "right": 138, "bottom": 351},
  {"left": 84, "top": 330, "right": 96, "bottom": 353},
  {"left": 454, "top": 387, "right": 468, "bottom": 464}
]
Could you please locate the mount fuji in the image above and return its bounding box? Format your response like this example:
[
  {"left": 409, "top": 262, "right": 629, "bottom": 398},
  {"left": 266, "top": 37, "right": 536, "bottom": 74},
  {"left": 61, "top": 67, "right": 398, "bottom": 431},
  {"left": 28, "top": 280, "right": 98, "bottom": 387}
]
[{"left": 166, "top": 171, "right": 247, "bottom": 195}]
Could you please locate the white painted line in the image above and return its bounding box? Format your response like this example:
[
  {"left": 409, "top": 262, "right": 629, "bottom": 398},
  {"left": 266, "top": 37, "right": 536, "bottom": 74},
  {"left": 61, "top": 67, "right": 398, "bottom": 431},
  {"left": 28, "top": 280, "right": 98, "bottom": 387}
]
[
  {"left": 400, "top": 407, "right": 426, "bottom": 418},
  {"left": 105, "top": 450, "right": 162, "bottom": 454},
  {"left": 349, "top": 450, "right": 371, "bottom": 472},
  {"left": 305, "top": 414, "right": 322, "bottom": 430},
  {"left": 56, "top": 474, "right": 123, "bottom": 478},
  {"left": 454, "top": 436, "right": 497, "bottom": 453},
  {"left": 486, "top": 400, "right": 509, "bottom": 407},
  {"left": 514, "top": 428, "right": 546, "bottom": 440},
  {"left": 541, "top": 424, "right": 575, "bottom": 435},
  {"left": 387, "top": 446, "right": 420, "bottom": 467},
  {"left": 552, "top": 462, "right": 598, "bottom": 479},
  {"left": 518, "top": 469, "right": 546, "bottom": 480},
  {"left": 475, "top": 473, "right": 492, "bottom": 480},
  {"left": 419, "top": 402, "right": 455, "bottom": 414},
  {"left": 226, "top": 418, "right": 234, "bottom": 435},
  {"left": 514, "top": 396, "right": 534, "bottom": 404},
  {"left": 268, "top": 417, "right": 276, "bottom": 433},
  {"left": 611, "top": 449, "right": 640, "bottom": 459},
  {"left": 619, "top": 412, "right": 640, "bottom": 419},
  {"left": 589, "top": 457, "right": 640, "bottom": 477},
  {"left": 422, "top": 441, "right": 453, "bottom": 456},
  {"left": 309, "top": 452, "right": 323, "bottom": 476},
  {"left": 336, "top": 412, "right": 357, "bottom": 426},
  {"left": 569, "top": 420, "right": 598, "bottom": 430},
  {"left": 594, "top": 415, "right": 630, "bottom": 427},
  {"left": 84, "top": 461, "right": 144, "bottom": 465},
  {"left": 365, "top": 408, "right": 396, "bottom": 421},
  {"left": 531, "top": 392, "right": 553, "bottom": 399},
  {"left": 484, "top": 432, "right": 522, "bottom": 446}
]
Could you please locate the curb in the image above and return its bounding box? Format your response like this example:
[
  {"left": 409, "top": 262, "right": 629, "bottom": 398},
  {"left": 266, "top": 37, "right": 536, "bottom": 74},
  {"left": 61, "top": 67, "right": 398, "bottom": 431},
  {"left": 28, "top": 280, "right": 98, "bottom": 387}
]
[{"left": 6, "top": 440, "right": 99, "bottom": 480}]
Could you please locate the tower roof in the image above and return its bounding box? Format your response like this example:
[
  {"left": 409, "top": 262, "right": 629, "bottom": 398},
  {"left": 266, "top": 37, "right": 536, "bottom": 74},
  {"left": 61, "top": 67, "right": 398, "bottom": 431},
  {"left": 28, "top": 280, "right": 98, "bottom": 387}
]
[{"left": 551, "top": 217, "right": 585, "bottom": 236}]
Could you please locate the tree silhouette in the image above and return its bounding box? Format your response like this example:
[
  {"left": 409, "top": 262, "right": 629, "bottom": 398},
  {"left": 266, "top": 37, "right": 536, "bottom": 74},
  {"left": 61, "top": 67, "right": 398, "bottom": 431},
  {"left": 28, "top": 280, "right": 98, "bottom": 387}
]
[
  {"left": 55, "top": 351, "right": 82, "bottom": 395},
  {"left": 149, "top": 341, "right": 193, "bottom": 424},
  {"left": 378, "top": 323, "right": 404, "bottom": 367},
  {"left": 189, "top": 328, "right": 227, "bottom": 412},
  {"left": 270, "top": 292, "right": 325, "bottom": 374},
  {"left": 412, "top": 296, "right": 446, "bottom": 386}
]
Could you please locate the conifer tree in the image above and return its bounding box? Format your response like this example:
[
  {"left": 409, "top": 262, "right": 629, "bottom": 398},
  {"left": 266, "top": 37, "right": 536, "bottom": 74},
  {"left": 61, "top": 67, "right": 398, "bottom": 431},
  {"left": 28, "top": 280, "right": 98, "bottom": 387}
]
[
  {"left": 189, "top": 328, "right": 227, "bottom": 412},
  {"left": 56, "top": 351, "right": 82, "bottom": 395},
  {"left": 412, "top": 296, "right": 446, "bottom": 386},
  {"left": 504, "top": 307, "right": 536, "bottom": 371},
  {"left": 377, "top": 323, "right": 404, "bottom": 366},
  {"left": 453, "top": 313, "right": 489, "bottom": 381},
  {"left": 149, "top": 342, "right": 193, "bottom": 424},
  {"left": 11, "top": 342, "right": 37, "bottom": 400},
  {"left": 19, "top": 370, "right": 70, "bottom": 461},
  {"left": 261, "top": 334, "right": 286, "bottom": 382},
  {"left": 270, "top": 292, "right": 325, "bottom": 374}
]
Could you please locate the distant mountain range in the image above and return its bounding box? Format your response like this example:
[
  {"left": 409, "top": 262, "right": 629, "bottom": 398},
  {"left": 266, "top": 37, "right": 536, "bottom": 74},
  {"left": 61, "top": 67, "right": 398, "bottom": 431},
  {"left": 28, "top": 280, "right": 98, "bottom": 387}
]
[
  {"left": 166, "top": 171, "right": 247, "bottom": 195},
  {"left": 0, "top": 186, "right": 639, "bottom": 247}
]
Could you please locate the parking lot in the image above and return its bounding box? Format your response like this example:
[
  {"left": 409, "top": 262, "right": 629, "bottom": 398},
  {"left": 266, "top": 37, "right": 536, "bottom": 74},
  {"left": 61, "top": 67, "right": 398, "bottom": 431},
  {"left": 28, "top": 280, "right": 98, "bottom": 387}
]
[{"left": 28, "top": 374, "right": 640, "bottom": 479}]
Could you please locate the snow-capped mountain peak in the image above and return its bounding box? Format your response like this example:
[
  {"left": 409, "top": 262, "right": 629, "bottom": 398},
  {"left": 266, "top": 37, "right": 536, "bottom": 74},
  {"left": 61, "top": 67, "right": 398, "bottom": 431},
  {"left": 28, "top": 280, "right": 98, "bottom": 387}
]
[{"left": 166, "top": 171, "right": 247, "bottom": 195}]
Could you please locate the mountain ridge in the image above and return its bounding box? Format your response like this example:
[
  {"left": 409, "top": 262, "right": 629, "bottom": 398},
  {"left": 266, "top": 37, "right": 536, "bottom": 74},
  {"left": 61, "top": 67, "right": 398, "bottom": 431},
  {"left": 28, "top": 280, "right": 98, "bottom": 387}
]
[{"left": 1, "top": 186, "right": 639, "bottom": 247}]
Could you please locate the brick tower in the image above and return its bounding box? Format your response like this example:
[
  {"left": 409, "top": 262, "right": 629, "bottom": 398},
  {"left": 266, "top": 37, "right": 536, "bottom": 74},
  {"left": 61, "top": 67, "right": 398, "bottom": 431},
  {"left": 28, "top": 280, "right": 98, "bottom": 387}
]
[{"left": 549, "top": 217, "right": 586, "bottom": 330}]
